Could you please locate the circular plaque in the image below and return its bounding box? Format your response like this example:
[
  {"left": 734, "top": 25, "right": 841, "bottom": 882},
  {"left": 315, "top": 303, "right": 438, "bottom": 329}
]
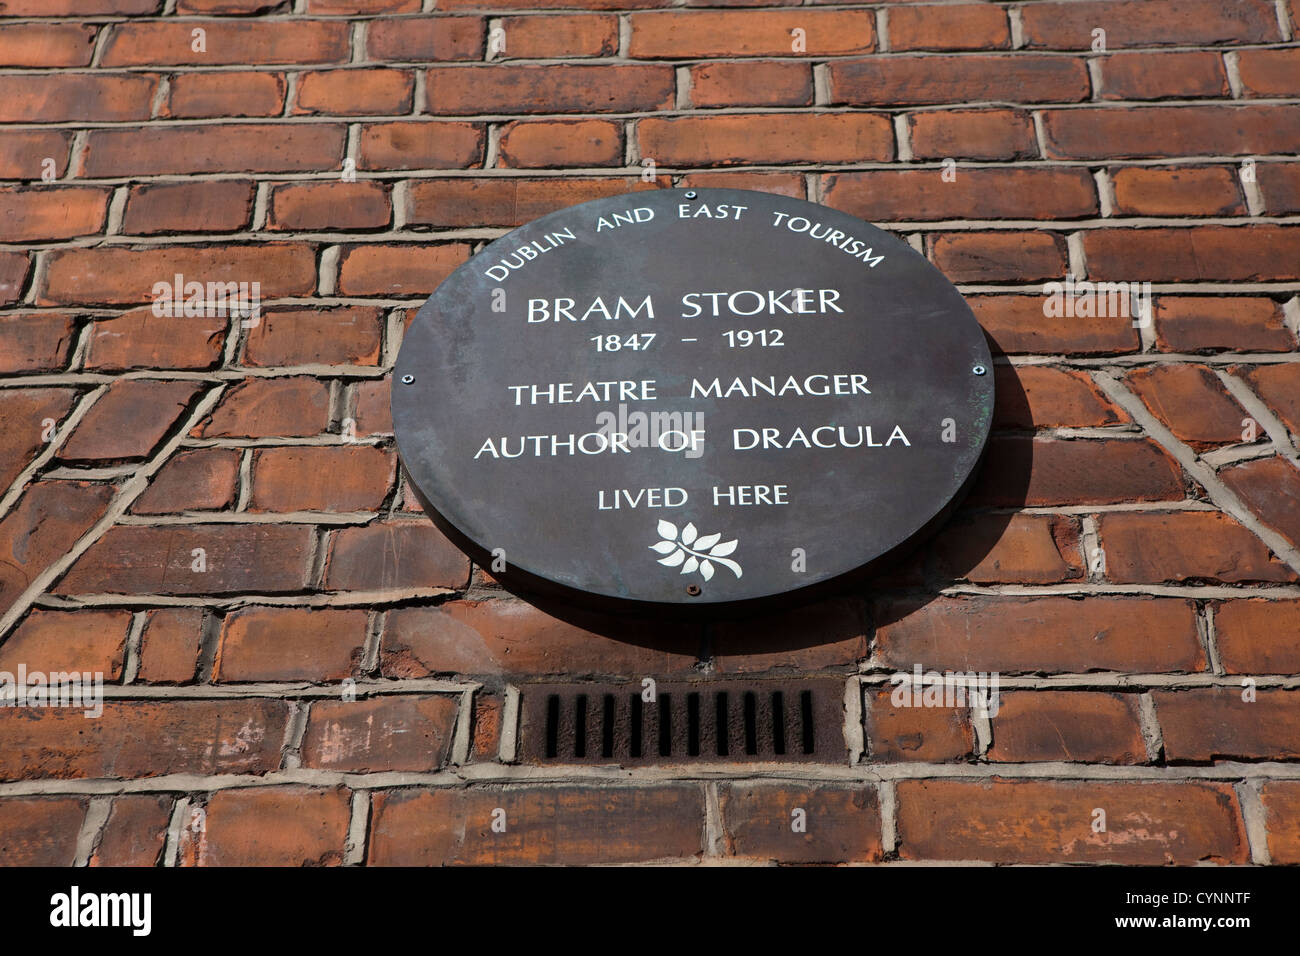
[{"left": 393, "top": 188, "right": 993, "bottom": 615}]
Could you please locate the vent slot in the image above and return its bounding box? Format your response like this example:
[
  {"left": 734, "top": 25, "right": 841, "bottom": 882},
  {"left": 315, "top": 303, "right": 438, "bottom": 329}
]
[{"left": 519, "top": 678, "right": 844, "bottom": 765}]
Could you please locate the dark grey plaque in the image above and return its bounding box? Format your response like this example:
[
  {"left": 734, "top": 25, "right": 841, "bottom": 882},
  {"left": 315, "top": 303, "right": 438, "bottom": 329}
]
[{"left": 393, "top": 188, "right": 993, "bottom": 615}]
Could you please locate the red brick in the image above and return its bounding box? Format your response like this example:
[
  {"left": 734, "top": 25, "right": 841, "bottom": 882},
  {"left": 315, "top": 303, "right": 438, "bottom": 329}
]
[
  {"left": 267, "top": 181, "right": 390, "bottom": 232},
  {"left": 0, "top": 23, "right": 97, "bottom": 67},
  {"left": 1261, "top": 782, "right": 1300, "bottom": 864},
  {"left": 368, "top": 785, "right": 704, "bottom": 865},
  {"left": 214, "top": 607, "right": 367, "bottom": 682},
  {"left": 1110, "top": 166, "right": 1244, "bottom": 216},
  {"left": 1021, "top": 0, "right": 1279, "bottom": 48},
  {"left": 0, "top": 699, "right": 290, "bottom": 780},
  {"left": 990, "top": 692, "right": 1147, "bottom": 763},
  {"left": 177, "top": 0, "right": 283, "bottom": 11},
  {"left": 83, "top": 307, "right": 227, "bottom": 372},
  {"left": 132, "top": 447, "right": 240, "bottom": 514},
  {"left": 0, "top": 0, "right": 160, "bottom": 11},
  {"left": 295, "top": 68, "right": 413, "bottom": 115},
  {"left": 190, "top": 376, "right": 331, "bottom": 439},
  {"left": 54, "top": 524, "right": 315, "bottom": 596},
  {"left": 710, "top": 596, "right": 867, "bottom": 673},
  {"left": 928, "top": 232, "right": 1066, "bottom": 283},
  {"left": 357, "top": 122, "right": 484, "bottom": 170},
  {"left": 0, "top": 130, "right": 71, "bottom": 181},
  {"left": 688, "top": 61, "right": 812, "bottom": 108},
  {"left": 826, "top": 167, "right": 1095, "bottom": 222},
  {"left": 382, "top": 600, "right": 699, "bottom": 677},
  {"left": 366, "top": 16, "right": 484, "bottom": 61},
  {"left": 307, "top": 0, "right": 418, "bottom": 13},
  {"left": 897, "top": 779, "right": 1246, "bottom": 864},
  {"left": 498, "top": 119, "right": 622, "bottom": 168},
  {"left": 932, "top": 513, "right": 1085, "bottom": 585},
  {"left": 0, "top": 387, "right": 78, "bottom": 489},
  {"left": 102, "top": 20, "right": 350, "bottom": 67},
  {"left": 973, "top": 296, "right": 1140, "bottom": 355},
  {"left": 1097, "top": 51, "right": 1229, "bottom": 100},
  {"left": 336, "top": 243, "right": 469, "bottom": 297},
  {"left": 0, "top": 609, "right": 130, "bottom": 678},
  {"left": 0, "top": 74, "right": 157, "bottom": 123},
  {"left": 244, "top": 305, "right": 383, "bottom": 366},
  {"left": 501, "top": 14, "right": 617, "bottom": 57},
  {"left": 250, "top": 445, "right": 395, "bottom": 512},
  {"left": 162, "top": 72, "right": 286, "bottom": 118},
  {"left": 90, "top": 795, "right": 171, "bottom": 867},
  {"left": 908, "top": 108, "right": 1038, "bottom": 161},
  {"left": 301, "top": 696, "right": 460, "bottom": 771},
  {"left": 58, "top": 380, "right": 203, "bottom": 464},
  {"left": 181, "top": 787, "right": 350, "bottom": 867},
  {"left": 351, "top": 378, "right": 392, "bottom": 435},
  {"left": 136, "top": 607, "right": 204, "bottom": 683},
  {"left": 1127, "top": 363, "right": 1251, "bottom": 450},
  {"left": 628, "top": 10, "right": 874, "bottom": 56},
  {"left": 0, "top": 252, "right": 29, "bottom": 306},
  {"left": 1238, "top": 363, "right": 1300, "bottom": 434},
  {"left": 829, "top": 55, "right": 1089, "bottom": 106},
  {"left": 472, "top": 694, "right": 502, "bottom": 760},
  {"left": 1087, "top": 226, "right": 1300, "bottom": 282},
  {"left": 0, "top": 798, "right": 85, "bottom": 866},
  {"left": 1258, "top": 163, "right": 1300, "bottom": 214},
  {"left": 1154, "top": 297, "right": 1293, "bottom": 353},
  {"left": 1237, "top": 48, "right": 1300, "bottom": 97},
  {"left": 1101, "top": 510, "right": 1293, "bottom": 584},
  {"left": 866, "top": 687, "right": 973, "bottom": 761},
  {"left": 720, "top": 784, "right": 881, "bottom": 862},
  {"left": 407, "top": 177, "right": 665, "bottom": 228},
  {"left": 874, "top": 595, "right": 1203, "bottom": 674},
  {"left": 426, "top": 64, "right": 674, "bottom": 114},
  {"left": 995, "top": 366, "right": 1125, "bottom": 429},
  {"left": 1041, "top": 106, "right": 1299, "bottom": 160},
  {"left": 81, "top": 125, "right": 346, "bottom": 177},
  {"left": 122, "top": 180, "right": 255, "bottom": 235},
  {"left": 1219, "top": 456, "right": 1300, "bottom": 553},
  {"left": 970, "top": 436, "right": 1186, "bottom": 507},
  {"left": 1154, "top": 688, "right": 1300, "bottom": 761},
  {"left": 889, "top": 3, "right": 1009, "bottom": 51},
  {"left": 440, "top": 0, "right": 666, "bottom": 7},
  {"left": 324, "top": 521, "right": 470, "bottom": 592},
  {"left": 41, "top": 244, "right": 317, "bottom": 307},
  {"left": 677, "top": 171, "right": 805, "bottom": 197},
  {"left": 639, "top": 113, "right": 893, "bottom": 166},
  {"left": 0, "top": 314, "right": 76, "bottom": 374},
  {"left": 1215, "top": 599, "right": 1300, "bottom": 674}
]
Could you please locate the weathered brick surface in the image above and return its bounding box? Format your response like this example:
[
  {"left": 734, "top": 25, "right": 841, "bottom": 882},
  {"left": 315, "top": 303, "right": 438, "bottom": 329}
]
[
  {"left": 897, "top": 779, "right": 1248, "bottom": 864},
  {"left": 368, "top": 785, "right": 705, "bottom": 865},
  {"left": 0, "top": 0, "right": 1295, "bottom": 870},
  {"left": 180, "top": 787, "right": 351, "bottom": 866}
]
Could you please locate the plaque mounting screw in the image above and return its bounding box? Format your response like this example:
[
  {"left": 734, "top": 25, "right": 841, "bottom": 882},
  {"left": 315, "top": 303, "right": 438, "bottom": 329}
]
[
  {"left": 972, "top": 365, "right": 986, "bottom": 376},
  {"left": 686, "top": 584, "right": 702, "bottom": 596},
  {"left": 683, "top": 191, "right": 697, "bottom": 200},
  {"left": 401, "top": 374, "right": 414, "bottom": 384}
]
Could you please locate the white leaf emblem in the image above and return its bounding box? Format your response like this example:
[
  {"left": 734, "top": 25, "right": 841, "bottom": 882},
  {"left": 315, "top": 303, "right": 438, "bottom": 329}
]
[{"left": 648, "top": 520, "right": 742, "bottom": 581}]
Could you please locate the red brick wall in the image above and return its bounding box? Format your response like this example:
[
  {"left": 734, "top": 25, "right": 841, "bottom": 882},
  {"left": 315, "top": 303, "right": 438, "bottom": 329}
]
[{"left": 1, "top": 0, "right": 1299, "bottom": 867}]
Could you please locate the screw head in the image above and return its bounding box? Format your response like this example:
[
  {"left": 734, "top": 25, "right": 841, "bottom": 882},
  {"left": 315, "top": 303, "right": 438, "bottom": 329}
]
[
  {"left": 972, "top": 365, "right": 986, "bottom": 376},
  {"left": 684, "top": 190, "right": 697, "bottom": 200},
  {"left": 401, "top": 374, "right": 414, "bottom": 384},
  {"left": 686, "top": 584, "right": 701, "bottom": 596}
]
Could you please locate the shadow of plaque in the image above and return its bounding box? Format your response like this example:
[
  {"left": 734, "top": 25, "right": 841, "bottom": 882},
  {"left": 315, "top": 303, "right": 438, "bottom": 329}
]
[{"left": 394, "top": 188, "right": 998, "bottom": 633}]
